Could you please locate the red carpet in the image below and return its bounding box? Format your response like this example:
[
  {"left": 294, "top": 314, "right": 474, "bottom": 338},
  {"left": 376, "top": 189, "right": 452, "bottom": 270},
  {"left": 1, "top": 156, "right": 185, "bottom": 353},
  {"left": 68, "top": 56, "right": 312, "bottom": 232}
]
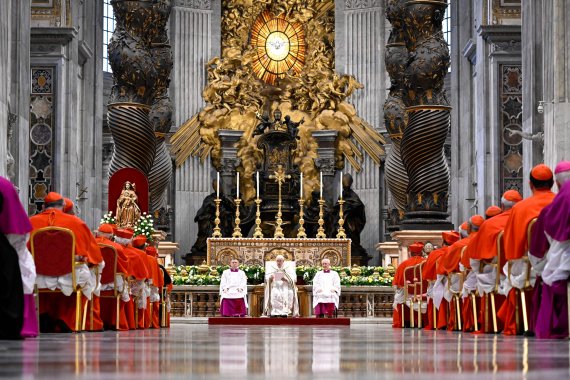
[{"left": 208, "top": 317, "right": 350, "bottom": 326}]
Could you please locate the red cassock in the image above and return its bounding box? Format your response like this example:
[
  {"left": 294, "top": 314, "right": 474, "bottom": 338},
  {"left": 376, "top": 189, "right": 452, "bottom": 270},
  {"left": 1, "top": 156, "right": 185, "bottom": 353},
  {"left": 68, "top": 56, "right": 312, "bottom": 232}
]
[
  {"left": 460, "top": 232, "right": 480, "bottom": 332},
  {"left": 438, "top": 237, "right": 472, "bottom": 331},
  {"left": 422, "top": 247, "right": 447, "bottom": 330},
  {"left": 392, "top": 256, "right": 425, "bottom": 328},
  {"left": 467, "top": 211, "right": 512, "bottom": 333},
  {"left": 498, "top": 190, "right": 555, "bottom": 335},
  {"left": 144, "top": 254, "right": 161, "bottom": 329},
  {"left": 30, "top": 210, "right": 103, "bottom": 332},
  {"left": 95, "top": 237, "right": 131, "bottom": 330}
]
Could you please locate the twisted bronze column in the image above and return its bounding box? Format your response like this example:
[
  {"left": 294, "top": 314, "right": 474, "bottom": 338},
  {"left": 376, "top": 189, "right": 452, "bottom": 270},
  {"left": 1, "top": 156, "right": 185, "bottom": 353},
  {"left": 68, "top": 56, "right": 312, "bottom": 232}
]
[
  {"left": 148, "top": 1, "right": 173, "bottom": 212},
  {"left": 384, "top": 0, "right": 409, "bottom": 229},
  {"left": 107, "top": 0, "right": 158, "bottom": 177},
  {"left": 400, "top": 0, "right": 451, "bottom": 227}
]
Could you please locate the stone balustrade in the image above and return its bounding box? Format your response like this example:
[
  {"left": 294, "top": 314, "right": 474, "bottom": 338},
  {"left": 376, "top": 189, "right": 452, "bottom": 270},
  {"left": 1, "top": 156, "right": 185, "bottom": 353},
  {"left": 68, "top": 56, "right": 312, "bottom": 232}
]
[{"left": 170, "top": 285, "right": 394, "bottom": 318}]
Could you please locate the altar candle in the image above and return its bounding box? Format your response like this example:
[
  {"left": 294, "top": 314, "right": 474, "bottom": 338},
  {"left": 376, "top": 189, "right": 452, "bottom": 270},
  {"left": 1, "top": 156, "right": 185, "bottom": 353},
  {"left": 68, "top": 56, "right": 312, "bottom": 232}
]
[
  {"left": 320, "top": 171, "right": 323, "bottom": 199},
  {"left": 237, "top": 172, "right": 240, "bottom": 198},
  {"left": 300, "top": 172, "right": 303, "bottom": 198},
  {"left": 216, "top": 172, "right": 220, "bottom": 198},
  {"left": 340, "top": 171, "right": 343, "bottom": 198},
  {"left": 256, "top": 171, "right": 259, "bottom": 198}
]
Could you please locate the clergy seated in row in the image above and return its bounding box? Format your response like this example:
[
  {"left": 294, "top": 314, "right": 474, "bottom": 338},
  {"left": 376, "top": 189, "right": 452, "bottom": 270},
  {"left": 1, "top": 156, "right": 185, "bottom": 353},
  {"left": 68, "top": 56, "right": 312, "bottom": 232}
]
[
  {"left": 95, "top": 224, "right": 132, "bottom": 330},
  {"left": 263, "top": 255, "right": 299, "bottom": 317},
  {"left": 423, "top": 231, "right": 460, "bottom": 330},
  {"left": 132, "top": 234, "right": 160, "bottom": 329},
  {"left": 392, "top": 242, "right": 426, "bottom": 328},
  {"left": 312, "top": 258, "right": 341, "bottom": 318},
  {"left": 529, "top": 161, "right": 570, "bottom": 339},
  {"left": 114, "top": 229, "right": 151, "bottom": 329},
  {"left": 467, "top": 189, "right": 522, "bottom": 333},
  {"left": 219, "top": 259, "right": 248, "bottom": 317},
  {"left": 29, "top": 192, "right": 104, "bottom": 332},
  {"left": 498, "top": 164, "right": 556, "bottom": 336}
]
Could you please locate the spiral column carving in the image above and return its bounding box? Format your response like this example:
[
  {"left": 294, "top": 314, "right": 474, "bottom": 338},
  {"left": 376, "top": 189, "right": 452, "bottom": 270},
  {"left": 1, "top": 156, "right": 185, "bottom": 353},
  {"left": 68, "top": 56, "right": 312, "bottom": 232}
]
[
  {"left": 148, "top": 1, "right": 174, "bottom": 212},
  {"left": 384, "top": 0, "right": 409, "bottom": 229},
  {"left": 108, "top": 0, "right": 173, "bottom": 213},
  {"left": 400, "top": 0, "right": 451, "bottom": 227}
]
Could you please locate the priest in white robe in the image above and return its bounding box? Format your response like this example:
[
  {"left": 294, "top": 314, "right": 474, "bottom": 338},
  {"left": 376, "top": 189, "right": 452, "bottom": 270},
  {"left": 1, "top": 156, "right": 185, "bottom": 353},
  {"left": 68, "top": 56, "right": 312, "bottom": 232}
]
[
  {"left": 220, "top": 259, "right": 248, "bottom": 317},
  {"left": 263, "top": 255, "right": 299, "bottom": 317},
  {"left": 312, "top": 258, "right": 341, "bottom": 317}
]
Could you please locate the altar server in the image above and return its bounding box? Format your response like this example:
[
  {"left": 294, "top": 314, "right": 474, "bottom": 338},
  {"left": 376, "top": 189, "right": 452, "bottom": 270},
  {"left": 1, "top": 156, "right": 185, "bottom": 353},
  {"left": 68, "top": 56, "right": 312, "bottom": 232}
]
[
  {"left": 312, "top": 258, "right": 341, "bottom": 318},
  {"left": 220, "top": 259, "right": 248, "bottom": 317},
  {"left": 264, "top": 255, "right": 299, "bottom": 317}
]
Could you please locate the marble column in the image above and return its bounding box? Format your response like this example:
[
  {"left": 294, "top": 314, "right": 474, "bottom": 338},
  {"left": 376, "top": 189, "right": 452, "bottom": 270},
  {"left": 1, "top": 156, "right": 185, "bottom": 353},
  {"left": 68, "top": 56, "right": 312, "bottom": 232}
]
[
  {"left": 312, "top": 130, "right": 338, "bottom": 203},
  {"left": 526, "top": 0, "right": 570, "bottom": 173},
  {"left": 335, "top": 0, "right": 387, "bottom": 264},
  {"left": 171, "top": 0, "right": 220, "bottom": 263},
  {"left": 0, "top": 0, "right": 11, "bottom": 179}
]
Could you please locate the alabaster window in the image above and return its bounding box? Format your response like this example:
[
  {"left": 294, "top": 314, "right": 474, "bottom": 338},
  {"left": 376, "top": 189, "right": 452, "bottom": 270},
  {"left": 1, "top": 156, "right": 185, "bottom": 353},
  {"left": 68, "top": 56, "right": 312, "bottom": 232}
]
[{"left": 103, "top": 0, "right": 115, "bottom": 73}]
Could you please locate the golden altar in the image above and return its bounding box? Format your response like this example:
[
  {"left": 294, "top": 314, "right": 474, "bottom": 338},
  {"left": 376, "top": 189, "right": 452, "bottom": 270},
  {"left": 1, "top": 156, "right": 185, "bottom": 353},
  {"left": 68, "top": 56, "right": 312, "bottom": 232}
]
[{"left": 207, "top": 237, "right": 351, "bottom": 266}]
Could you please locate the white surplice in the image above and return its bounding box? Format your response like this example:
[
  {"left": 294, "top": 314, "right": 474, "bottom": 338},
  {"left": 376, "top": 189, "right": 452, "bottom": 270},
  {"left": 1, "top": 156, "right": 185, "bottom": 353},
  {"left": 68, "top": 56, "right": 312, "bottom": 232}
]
[
  {"left": 220, "top": 269, "right": 248, "bottom": 308},
  {"left": 312, "top": 270, "right": 341, "bottom": 309},
  {"left": 263, "top": 261, "right": 299, "bottom": 316}
]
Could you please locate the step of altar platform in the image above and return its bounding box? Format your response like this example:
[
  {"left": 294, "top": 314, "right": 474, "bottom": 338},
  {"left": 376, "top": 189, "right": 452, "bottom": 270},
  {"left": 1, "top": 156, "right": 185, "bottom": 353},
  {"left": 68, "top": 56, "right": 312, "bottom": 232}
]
[{"left": 207, "top": 317, "right": 351, "bottom": 326}]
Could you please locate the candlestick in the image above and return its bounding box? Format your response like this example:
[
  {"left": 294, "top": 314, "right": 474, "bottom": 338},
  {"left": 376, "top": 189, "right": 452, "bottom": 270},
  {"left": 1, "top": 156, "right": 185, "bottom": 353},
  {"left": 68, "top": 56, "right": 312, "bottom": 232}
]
[
  {"left": 232, "top": 198, "right": 242, "bottom": 238},
  {"left": 256, "top": 171, "right": 259, "bottom": 197},
  {"left": 339, "top": 171, "right": 343, "bottom": 198},
  {"left": 320, "top": 171, "right": 323, "bottom": 198},
  {"left": 216, "top": 172, "right": 220, "bottom": 198},
  {"left": 316, "top": 198, "right": 326, "bottom": 239},
  {"left": 236, "top": 172, "right": 240, "bottom": 198},
  {"left": 300, "top": 172, "right": 303, "bottom": 198},
  {"left": 252, "top": 198, "right": 263, "bottom": 238},
  {"left": 212, "top": 197, "right": 222, "bottom": 238},
  {"left": 336, "top": 198, "right": 347, "bottom": 239},
  {"left": 297, "top": 198, "right": 307, "bottom": 238}
]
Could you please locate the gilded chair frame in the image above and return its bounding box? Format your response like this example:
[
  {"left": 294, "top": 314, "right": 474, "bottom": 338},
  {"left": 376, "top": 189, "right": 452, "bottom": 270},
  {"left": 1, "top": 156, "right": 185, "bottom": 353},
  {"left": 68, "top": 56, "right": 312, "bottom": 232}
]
[
  {"left": 98, "top": 243, "right": 128, "bottom": 330},
  {"left": 404, "top": 265, "right": 416, "bottom": 328},
  {"left": 447, "top": 246, "right": 467, "bottom": 331},
  {"left": 414, "top": 262, "right": 428, "bottom": 329},
  {"left": 30, "top": 226, "right": 84, "bottom": 332},
  {"left": 479, "top": 230, "right": 503, "bottom": 333}
]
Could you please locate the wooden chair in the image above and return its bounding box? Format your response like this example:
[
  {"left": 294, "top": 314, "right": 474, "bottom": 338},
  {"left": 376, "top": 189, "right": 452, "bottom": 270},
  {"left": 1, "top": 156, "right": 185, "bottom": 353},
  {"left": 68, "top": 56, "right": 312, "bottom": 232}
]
[
  {"left": 507, "top": 218, "right": 536, "bottom": 334},
  {"left": 414, "top": 262, "right": 428, "bottom": 328},
  {"left": 404, "top": 265, "right": 416, "bottom": 328},
  {"left": 30, "top": 226, "right": 85, "bottom": 332},
  {"left": 98, "top": 244, "right": 127, "bottom": 330}
]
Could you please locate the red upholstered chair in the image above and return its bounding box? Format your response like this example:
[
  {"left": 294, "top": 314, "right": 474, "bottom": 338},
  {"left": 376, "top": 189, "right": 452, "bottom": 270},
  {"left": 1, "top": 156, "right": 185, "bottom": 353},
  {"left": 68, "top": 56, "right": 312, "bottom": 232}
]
[
  {"left": 30, "top": 226, "right": 85, "bottom": 332},
  {"left": 507, "top": 218, "right": 537, "bottom": 334},
  {"left": 479, "top": 231, "right": 503, "bottom": 333},
  {"left": 447, "top": 246, "right": 467, "bottom": 331},
  {"left": 98, "top": 244, "right": 127, "bottom": 330}
]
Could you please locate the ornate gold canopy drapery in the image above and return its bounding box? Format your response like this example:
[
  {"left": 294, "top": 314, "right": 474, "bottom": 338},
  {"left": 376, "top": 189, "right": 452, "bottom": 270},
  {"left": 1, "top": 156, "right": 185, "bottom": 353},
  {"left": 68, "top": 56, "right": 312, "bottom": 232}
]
[{"left": 170, "top": 0, "right": 385, "bottom": 203}]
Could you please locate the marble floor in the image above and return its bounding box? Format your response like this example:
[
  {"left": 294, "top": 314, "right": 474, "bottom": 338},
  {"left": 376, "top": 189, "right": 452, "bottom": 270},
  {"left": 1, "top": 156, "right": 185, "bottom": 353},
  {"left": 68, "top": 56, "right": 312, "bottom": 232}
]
[{"left": 0, "top": 323, "right": 569, "bottom": 379}]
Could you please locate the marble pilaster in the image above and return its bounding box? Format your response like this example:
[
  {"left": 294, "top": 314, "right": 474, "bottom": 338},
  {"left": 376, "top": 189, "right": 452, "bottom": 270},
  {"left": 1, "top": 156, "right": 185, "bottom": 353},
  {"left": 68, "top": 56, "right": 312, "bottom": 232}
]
[
  {"left": 171, "top": 0, "right": 219, "bottom": 263},
  {"left": 335, "top": 0, "right": 387, "bottom": 265}
]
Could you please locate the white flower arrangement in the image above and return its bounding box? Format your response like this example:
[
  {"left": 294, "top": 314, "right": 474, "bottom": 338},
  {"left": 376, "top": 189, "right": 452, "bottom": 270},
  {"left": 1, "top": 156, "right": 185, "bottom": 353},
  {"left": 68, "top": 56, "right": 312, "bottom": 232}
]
[
  {"left": 100, "top": 211, "right": 116, "bottom": 225},
  {"left": 134, "top": 213, "right": 155, "bottom": 242}
]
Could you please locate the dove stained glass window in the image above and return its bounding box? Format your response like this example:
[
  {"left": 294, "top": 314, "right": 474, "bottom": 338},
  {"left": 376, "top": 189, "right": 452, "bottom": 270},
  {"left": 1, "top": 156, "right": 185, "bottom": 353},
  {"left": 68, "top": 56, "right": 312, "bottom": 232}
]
[{"left": 250, "top": 10, "right": 306, "bottom": 85}]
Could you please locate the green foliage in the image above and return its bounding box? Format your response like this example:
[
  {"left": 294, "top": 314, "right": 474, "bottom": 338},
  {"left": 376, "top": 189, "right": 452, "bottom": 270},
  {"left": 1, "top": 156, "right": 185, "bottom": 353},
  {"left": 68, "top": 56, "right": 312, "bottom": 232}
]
[{"left": 170, "top": 265, "right": 393, "bottom": 287}]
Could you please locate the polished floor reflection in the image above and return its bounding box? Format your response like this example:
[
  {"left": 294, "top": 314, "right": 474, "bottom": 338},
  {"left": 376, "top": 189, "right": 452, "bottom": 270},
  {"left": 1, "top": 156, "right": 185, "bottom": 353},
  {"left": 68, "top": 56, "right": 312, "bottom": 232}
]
[{"left": 1, "top": 324, "right": 569, "bottom": 379}]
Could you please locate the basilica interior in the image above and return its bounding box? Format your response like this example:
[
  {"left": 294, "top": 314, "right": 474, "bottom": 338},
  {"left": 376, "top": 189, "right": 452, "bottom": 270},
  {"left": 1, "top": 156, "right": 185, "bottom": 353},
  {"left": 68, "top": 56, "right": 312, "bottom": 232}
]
[{"left": 1, "top": 0, "right": 570, "bottom": 379}]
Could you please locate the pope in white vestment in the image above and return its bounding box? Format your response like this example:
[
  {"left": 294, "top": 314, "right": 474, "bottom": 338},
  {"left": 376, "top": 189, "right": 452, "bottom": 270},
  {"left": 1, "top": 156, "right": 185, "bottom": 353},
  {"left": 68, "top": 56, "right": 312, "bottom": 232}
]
[
  {"left": 312, "top": 258, "right": 341, "bottom": 317},
  {"left": 263, "top": 255, "right": 299, "bottom": 317},
  {"left": 220, "top": 259, "right": 248, "bottom": 317}
]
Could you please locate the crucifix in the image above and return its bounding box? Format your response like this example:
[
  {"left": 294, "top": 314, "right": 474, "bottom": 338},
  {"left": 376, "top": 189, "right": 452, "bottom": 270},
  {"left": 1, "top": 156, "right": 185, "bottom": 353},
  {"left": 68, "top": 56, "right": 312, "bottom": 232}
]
[{"left": 269, "top": 165, "right": 291, "bottom": 238}]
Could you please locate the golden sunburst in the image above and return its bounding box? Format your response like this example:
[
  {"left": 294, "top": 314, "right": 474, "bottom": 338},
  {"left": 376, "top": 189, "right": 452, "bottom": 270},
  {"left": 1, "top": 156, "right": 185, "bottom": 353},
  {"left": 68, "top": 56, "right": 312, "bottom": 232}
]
[{"left": 250, "top": 10, "right": 306, "bottom": 85}]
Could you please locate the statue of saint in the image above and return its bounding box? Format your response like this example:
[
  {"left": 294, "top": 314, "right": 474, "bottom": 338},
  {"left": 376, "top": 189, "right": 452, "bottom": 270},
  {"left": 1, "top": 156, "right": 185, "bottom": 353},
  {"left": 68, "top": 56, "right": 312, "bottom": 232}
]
[
  {"left": 115, "top": 181, "right": 141, "bottom": 228},
  {"left": 331, "top": 173, "right": 368, "bottom": 263},
  {"left": 189, "top": 180, "right": 235, "bottom": 263},
  {"left": 282, "top": 115, "right": 304, "bottom": 140},
  {"left": 252, "top": 112, "right": 273, "bottom": 136}
]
